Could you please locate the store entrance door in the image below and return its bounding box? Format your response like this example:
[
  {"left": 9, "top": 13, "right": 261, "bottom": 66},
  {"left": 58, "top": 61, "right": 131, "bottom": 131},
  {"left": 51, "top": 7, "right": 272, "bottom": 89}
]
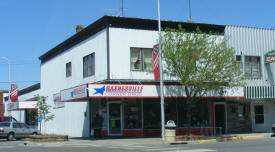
[
  {"left": 253, "top": 104, "right": 265, "bottom": 132},
  {"left": 108, "top": 102, "right": 122, "bottom": 136},
  {"left": 215, "top": 104, "right": 226, "bottom": 134}
]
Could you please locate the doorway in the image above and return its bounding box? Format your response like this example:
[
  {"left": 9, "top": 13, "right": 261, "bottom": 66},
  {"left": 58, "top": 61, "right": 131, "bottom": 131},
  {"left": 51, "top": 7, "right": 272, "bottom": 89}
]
[
  {"left": 108, "top": 102, "right": 123, "bottom": 136},
  {"left": 215, "top": 104, "right": 226, "bottom": 134},
  {"left": 253, "top": 104, "right": 265, "bottom": 132}
]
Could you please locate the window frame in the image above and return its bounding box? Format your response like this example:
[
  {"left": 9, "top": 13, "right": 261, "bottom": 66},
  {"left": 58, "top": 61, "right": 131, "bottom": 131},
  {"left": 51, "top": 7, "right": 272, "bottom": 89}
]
[
  {"left": 66, "top": 62, "right": 72, "bottom": 78},
  {"left": 83, "top": 53, "right": 95, "bottom": 78},
  {"left": 244, "top": 56, "right": 262, "bottom": 79},
  {"left": 130, "top": 47, "right": 153, "bottom": 72}
]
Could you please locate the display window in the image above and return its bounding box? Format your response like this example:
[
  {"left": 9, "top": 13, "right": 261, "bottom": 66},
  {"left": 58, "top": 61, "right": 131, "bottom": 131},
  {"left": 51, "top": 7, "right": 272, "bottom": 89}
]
[
  {"left": 124, "top": 99, "right": 142, "bottom": 129},
  {"left": 143, "top": 99, "right": 161, "bottom": 129}
]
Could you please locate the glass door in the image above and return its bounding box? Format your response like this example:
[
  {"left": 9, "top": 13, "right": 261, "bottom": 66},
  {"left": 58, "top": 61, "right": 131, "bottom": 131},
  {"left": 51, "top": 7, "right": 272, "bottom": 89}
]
[
  {"left": 253, "top": 105, "right": 265, "bottom": 132},
  {"left": 108, "top": 103, "right": 122, "bottom": 136}
]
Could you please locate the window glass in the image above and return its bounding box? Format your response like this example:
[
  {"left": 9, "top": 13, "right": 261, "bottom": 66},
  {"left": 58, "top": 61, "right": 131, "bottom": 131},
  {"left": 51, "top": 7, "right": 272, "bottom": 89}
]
[
  {"left": 13, "top": 123, "right": 20, "bottom": 128},
  {"left": 254, "top": 105, "right": 264, "bottom": 124},
  {"left": 124, "top": 99, "right": 142, "bottom": 129},
  {"left": 143, "top": 48, "right": 153, "bottom": 71},
  {"left": 236, "top": 55, "right": 243, "bottom": 71},
  {"left": 83, "top": 53, "right": 95, "bottom": 78},
  {"left": 143, "top": 100, "right": 161, "bottom": 129},
  {"left": 130, "top": 48, "right": 153, "bottom": 71},
  {"left": 245, "top": 56, "right": 261, "bottom": 79},
  {"left": 131, "top": 48, "right": 141, "bottom": 70},
  {"left": 0, "top": 122, "right": 10, "bottom": 127},
  {"left": 66, "top": 62, "right": 72, "bottom": 77}
]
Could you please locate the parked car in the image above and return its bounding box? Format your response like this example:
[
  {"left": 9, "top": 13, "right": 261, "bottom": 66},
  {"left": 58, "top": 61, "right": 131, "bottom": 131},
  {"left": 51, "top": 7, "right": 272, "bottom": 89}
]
[
  {"left": 0, "top": 116, "right": 17, "bottom": 122},
  {"left": 0, "top": 122, "right": 41, "bottom": 141}
]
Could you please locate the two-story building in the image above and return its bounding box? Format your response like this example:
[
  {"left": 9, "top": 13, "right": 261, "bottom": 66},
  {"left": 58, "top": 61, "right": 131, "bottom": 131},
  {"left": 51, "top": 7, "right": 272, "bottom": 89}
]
[{"left": 8, "top": 16, "right": 275, "bottom": 137}]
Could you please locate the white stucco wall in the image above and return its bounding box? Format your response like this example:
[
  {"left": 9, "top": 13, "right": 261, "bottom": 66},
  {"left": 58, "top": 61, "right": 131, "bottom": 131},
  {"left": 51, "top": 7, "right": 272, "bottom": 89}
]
[
  {"left": 109, "top": 27, "right": 157, "bottom": 80},
  {"left": 40, "top": 29, "right": 107, "bottom": 137}
]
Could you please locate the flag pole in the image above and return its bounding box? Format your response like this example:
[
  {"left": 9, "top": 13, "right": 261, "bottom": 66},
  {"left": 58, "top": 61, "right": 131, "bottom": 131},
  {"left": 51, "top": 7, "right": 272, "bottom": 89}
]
[{"left": 157, "top": 0, "right": 165, "bottom": 141}]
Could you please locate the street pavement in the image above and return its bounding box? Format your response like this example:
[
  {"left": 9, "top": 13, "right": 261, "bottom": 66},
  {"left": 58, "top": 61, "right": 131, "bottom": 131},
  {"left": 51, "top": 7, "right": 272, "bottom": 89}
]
[{"left": 0, "top": 134, "right": 275, "bottom": 152}]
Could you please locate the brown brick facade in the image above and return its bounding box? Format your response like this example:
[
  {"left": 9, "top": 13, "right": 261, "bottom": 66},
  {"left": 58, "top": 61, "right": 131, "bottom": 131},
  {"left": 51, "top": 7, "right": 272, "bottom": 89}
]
[{"left": 0, "top": 92, "right": 3, "bottom": 117}]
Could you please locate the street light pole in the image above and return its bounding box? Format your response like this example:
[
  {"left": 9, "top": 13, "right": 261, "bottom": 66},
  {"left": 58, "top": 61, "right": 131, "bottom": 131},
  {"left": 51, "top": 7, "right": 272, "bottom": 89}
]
[
  {"left": 157, "top": 0, "right": 165, "bottom": 140},
  {"left": 0, "top": 56, "right": 11, "bottom": 112}
]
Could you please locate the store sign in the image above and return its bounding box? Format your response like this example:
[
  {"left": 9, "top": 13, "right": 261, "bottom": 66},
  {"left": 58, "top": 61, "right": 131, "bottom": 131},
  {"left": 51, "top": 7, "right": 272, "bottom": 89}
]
[
  {"left": 265, "top": 49, "right": 275, "bottom": 63},
  {"left": 53, "top": 93, "right": 65, "bottom": 109},
  {"left": 7, "top": 101, "right": 37, "bottom": 110},
  {"left": 88, "top": 84, "right": 244, "bottom": 98},
  {"left": 10, "top": 84, "right": 18, "bottom": 102},
  {"left": 60, "top": 84, "right": 87, "bottom": 102}
]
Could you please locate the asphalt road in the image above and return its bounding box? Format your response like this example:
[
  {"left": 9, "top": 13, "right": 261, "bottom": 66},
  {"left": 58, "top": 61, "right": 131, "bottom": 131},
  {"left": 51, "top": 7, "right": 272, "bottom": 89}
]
[{"left": 0, "top": 138, "right": 275, "bottom": 152}]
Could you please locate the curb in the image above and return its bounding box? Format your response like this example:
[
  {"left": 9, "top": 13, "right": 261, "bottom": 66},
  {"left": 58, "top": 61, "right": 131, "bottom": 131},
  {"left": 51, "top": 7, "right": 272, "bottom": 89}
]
[{"left": 197, "top": 134, "right": 265, "bottom": 143}]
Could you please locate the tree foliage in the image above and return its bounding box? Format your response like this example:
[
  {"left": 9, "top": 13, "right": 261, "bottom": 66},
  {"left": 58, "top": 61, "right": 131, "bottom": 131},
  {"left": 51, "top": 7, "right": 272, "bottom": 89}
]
[
  {"left": 35, "top": 95, "right": 55, "bottom": 130},
  {"left": 161, "top": 26, "right": 244, "bottom": 135}
]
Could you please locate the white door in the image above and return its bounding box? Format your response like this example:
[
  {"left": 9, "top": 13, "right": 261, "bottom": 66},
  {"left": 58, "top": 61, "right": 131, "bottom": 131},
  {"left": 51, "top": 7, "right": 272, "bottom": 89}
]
[
  {"left": 108, "top": 102, "right": 123, "bottom": 136},
  {"left": 252, "top": 104, "right": 265, "bottom": 132}
]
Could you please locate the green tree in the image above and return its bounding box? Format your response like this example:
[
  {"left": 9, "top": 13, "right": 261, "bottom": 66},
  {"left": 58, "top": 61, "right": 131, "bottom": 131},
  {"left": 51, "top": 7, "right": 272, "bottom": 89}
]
[
  {"left": 161, "top": 26, "right": 244, "bottom": 135},
  {"left": 35, "top": 94, "right": 55, "bottom": 133}
]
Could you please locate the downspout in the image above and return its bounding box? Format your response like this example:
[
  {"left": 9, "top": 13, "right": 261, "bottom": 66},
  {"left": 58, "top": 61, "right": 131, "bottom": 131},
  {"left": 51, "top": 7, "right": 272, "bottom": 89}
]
[{"left": 106, "top": 25, "right": 110, "bottom": 80}]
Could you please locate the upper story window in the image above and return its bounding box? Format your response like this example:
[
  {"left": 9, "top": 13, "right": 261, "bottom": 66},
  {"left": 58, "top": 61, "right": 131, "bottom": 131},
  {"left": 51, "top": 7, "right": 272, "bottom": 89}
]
[
  {"left": 130, "top": 48, "right": 153, "bottom": 71},
  {"left": 235, "top": 55, "right": 243, "bottom": 70},
  {"left": 83, "top": 53, "right": 95, "bottom": 78},
  {"left": 66, "top": 62, "right": 72, "bottom": 77},
  {"left": 245, "top": 56, "right": 261, "bottom": 79}
]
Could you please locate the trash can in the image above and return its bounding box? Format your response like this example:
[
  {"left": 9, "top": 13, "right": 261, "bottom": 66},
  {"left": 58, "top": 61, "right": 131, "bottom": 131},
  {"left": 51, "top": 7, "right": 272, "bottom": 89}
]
[{"left": 165, "top": 120, "right": 176, "bottom": 143}]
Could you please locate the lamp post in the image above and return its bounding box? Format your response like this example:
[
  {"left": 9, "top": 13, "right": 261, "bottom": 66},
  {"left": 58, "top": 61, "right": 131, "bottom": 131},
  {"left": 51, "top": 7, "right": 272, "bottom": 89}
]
[
  {"left": 0, "top": 56, "right": 11, "bottom": 114},
  {"left": 157, "top": 0, "right": 165, "bottom": 140}
]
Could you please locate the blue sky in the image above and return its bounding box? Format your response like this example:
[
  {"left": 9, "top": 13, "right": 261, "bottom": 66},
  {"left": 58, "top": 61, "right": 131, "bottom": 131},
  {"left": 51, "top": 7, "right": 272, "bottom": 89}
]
[{"left": 0, "top": 0, "right": 275, "bottom": 90}]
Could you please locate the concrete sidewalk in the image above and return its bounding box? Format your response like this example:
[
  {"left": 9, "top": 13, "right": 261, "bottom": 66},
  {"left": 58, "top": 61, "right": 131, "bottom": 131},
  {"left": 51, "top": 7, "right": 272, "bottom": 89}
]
[{"left": 20, "top": 133, "right": 273, "bottom": 147}]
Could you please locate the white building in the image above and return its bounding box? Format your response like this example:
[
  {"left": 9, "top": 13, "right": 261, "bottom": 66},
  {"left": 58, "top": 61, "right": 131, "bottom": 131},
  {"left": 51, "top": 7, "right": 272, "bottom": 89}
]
[{"left": 8, "top": 16, "right": 275, "bottom": 137}]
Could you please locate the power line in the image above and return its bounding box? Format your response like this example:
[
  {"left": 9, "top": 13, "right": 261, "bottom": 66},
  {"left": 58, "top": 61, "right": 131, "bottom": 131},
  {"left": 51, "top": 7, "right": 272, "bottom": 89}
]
[{"left": 0, "top": 81, "right": 40, "bottom": 84}]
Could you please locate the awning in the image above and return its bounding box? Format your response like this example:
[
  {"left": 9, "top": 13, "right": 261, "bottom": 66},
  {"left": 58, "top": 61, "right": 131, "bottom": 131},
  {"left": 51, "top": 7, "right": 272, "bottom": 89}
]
[
  {"left": 7, "top": 101, "right": 38, "bottom": 111},
  {"left": 246, "top": 86, "right": 275, "bottom": 99}
]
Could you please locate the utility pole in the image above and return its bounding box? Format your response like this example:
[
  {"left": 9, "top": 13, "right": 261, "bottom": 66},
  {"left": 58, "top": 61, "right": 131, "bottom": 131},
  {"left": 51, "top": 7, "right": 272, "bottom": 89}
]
[
  {"left": 0, "top": 56, "right": 11, "bottom": 115},
  {"left": 157, "top": 0, "right": 165, "bottom": 141}
]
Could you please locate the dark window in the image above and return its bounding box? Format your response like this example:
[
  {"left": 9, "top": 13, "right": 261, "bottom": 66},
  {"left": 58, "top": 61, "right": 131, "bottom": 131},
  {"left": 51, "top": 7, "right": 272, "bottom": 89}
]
[
  {"left": 0, "top": 122, "right": 10, "bottom": 127},
  {"left": 124, "top": 99, "right": 142, "bottom": 129},
  {"left": 143, "top": 100, "right": 161, "bottom": 129},
  {"left": 130, "top": 48, "right": 153, "bottom": 71},
  {"left": 245, "top": 56, "right": 261, "bottom": 79},
  {"left": 236, "top": 55, "right": 243, "bottom": 71},
  {"left": 254, "top": 105, "right": 264, "bottom": 124},
  {"left": 13, "top": 123, "right": 20, "bottom": 128},
  {"left": 83, "top": 53, "right": 95, "bottom": 78},
  {"left": 66, "top": 62, "right": 72, "bottom": 77}
]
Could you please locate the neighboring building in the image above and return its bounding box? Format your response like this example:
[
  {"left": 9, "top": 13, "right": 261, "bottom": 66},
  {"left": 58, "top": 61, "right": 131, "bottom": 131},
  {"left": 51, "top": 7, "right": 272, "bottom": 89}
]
[
  {"left": 7, "top": 83, "right": 39, "bottom": 128},
  {"left": 0, "top": 90, "right": 8, "bottom": 117},
  {"left": 8, "top": 16, "right": 275, "bottom": 137}
]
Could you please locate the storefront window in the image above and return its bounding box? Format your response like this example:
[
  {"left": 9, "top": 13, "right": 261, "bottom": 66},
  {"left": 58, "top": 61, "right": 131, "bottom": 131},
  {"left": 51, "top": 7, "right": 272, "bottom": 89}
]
[
  {"left": 124, "top": 99, "right": 142, "bottom": 129},
  {"left": 177, "top": 101, "right": 210, "bottom": 127},
  {"left": 25, "top": 109, "right": 38, "bottom": 128},
  {"left": 143, "top": 100, "right": 161, "bottom": 129}
]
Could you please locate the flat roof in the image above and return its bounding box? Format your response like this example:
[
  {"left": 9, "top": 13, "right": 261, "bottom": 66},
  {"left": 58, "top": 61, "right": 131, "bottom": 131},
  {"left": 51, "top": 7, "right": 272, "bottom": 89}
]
[{"left": 39, "top": 16, "right": 225, "bottom": 63}]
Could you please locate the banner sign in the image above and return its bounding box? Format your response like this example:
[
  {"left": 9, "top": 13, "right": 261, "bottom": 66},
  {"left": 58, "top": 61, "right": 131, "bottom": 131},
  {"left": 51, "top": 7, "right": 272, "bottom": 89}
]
[
  {"left": 265, "top": 49, "right": 275, "bottom": 63},
  {"left": 88, "top": 84, "right": 244, "bottom": 98},
  {"left": 10, "top": 84, "right": 18, "bottom": 102},
  {"left": 53, "top": 93, "right": 65, "bottom": 109},
  {"left": 60, "top": 84, "right": 87, "bottom": 102},
  {"left": 153, "top": 44, "right": 160, "bottom": 80}
]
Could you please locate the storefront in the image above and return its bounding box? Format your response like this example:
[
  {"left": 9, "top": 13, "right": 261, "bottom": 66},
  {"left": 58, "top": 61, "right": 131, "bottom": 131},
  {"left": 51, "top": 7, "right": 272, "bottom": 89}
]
[
  {"left": 7, "top": 101, "right": 38, "bottom": 128},
  {"left": 84, "top": 83, "right": 245, "bottom": 137}
]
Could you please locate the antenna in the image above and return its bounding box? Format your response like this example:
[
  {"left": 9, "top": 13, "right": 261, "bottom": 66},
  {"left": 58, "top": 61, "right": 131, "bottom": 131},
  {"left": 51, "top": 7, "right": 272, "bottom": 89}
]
[
  {"left": 104, "top": 0, "right": 127, "bottom": 17},
  {"left": 187, "top": 0, "right": 192, "bottom": 22}
]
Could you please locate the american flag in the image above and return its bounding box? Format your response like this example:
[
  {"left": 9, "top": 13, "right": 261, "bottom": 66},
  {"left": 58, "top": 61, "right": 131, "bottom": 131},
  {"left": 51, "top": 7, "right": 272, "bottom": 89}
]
[
  {"left": 10, "top": 84, "right": 18, "bottom": 102},
  {"left": 153, "top": 44, "right": 160, "bottom": 80}
]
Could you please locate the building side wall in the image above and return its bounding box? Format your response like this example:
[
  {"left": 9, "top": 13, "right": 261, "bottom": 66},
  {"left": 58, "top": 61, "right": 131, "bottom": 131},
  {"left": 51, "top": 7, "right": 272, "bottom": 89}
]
[
  {"left": 225, "top": 26, "right": 275, "bottom": 86},
  {"left": 40, "top": 29, "right": 108, "bottom": 137}
]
